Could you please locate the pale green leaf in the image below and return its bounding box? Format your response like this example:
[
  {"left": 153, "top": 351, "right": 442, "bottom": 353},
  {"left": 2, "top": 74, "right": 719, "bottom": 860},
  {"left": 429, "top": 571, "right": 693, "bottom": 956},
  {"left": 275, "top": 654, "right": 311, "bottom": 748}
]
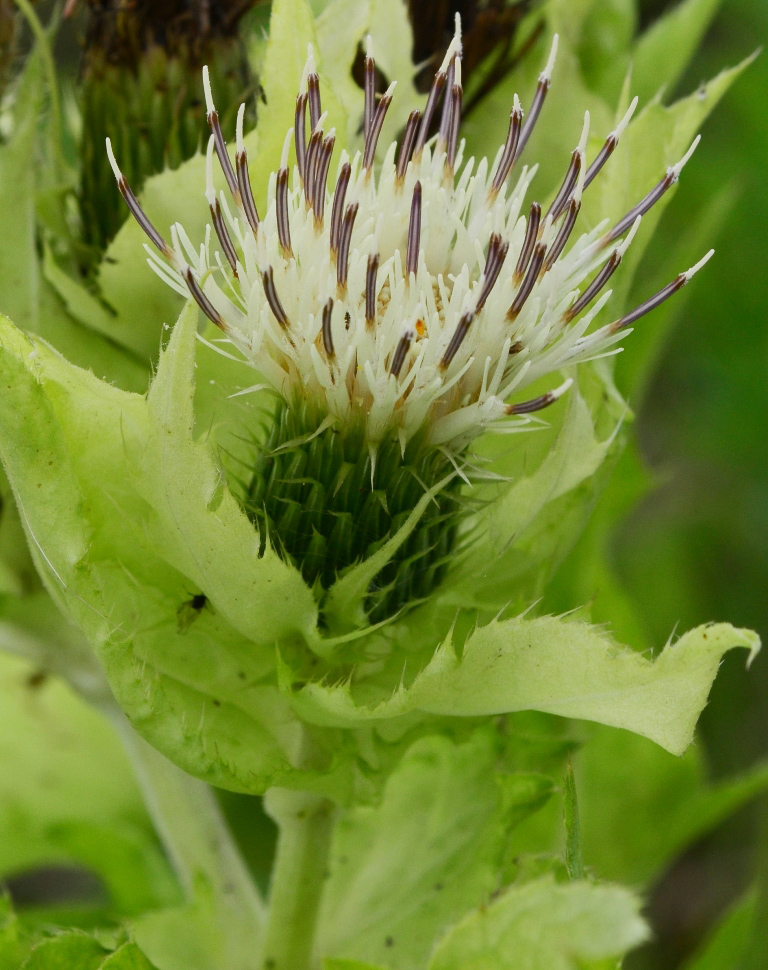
[
  {"left": 427, "top": 876, "right": 648, "bottom": 970},
  {"left": 144, "top": 301, "right": 317, "bottom": 646},
  {"left": 632, "top": 0, "right": 725, "bottom": 107},
  {"left": 316, "top": 0, "right": 371, "bottom": 147},
  {"left": 249, "top": 0, "right": 346, "bottom": 205},
  {"left": 445, "top": 365, "right": 626, "bottom": 613},
  {"left": 0, "top": 311, "right": 351, "bottom": 799},
  {"left": 317, "top": 731, "right": 554, "bottom": 970},
  {"left": 366, "top": 0, "right": 421, "bottom": 151},
  {"left": 290, "top": 616, "right": 759, "bottom": 755}
]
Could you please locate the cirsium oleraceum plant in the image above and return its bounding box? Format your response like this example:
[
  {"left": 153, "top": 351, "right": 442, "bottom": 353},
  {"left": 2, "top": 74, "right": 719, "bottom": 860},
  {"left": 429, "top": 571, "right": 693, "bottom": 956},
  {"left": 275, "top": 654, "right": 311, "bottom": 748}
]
[
  {"left": 0, "top": 13, "right": 758, "bottom": 806},
  {"left": 0, "top": 3, "right": 763, "bottom": 968}
]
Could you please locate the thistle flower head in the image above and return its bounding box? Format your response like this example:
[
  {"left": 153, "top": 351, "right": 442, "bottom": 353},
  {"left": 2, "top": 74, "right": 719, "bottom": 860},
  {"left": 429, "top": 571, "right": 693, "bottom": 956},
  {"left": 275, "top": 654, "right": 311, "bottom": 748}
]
[
  {"left": 105, "top": 20, "right": 714, "bottom": 620},
  {"left": 107, "top": 20, "right": 711, "bottom": 459}
]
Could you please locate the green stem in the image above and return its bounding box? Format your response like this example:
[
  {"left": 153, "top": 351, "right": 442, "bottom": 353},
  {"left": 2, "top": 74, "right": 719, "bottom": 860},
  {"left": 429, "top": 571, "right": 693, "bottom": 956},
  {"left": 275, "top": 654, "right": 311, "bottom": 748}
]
[
  {"left": 115, "top": 717, "right": 266, "bottom": 968},
  {"left": 262, "top": 788, "right": 336, "bottom": 970}
]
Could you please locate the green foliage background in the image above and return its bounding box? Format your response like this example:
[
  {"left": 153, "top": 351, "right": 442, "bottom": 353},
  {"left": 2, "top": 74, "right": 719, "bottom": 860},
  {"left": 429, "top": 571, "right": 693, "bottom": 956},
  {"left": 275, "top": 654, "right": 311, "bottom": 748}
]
[{"left": 563, "top": 0, "right": 768, "bottom": 963}]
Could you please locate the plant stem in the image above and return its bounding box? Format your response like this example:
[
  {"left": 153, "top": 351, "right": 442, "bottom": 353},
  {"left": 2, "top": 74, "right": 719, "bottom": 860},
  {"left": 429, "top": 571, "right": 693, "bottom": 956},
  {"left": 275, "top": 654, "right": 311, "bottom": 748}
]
[
  {"left": 262, "top": 788, "right": 336, "bottom": 970},
  {"left": 115, "top": 715, "right": 266, "bottom": 968}
]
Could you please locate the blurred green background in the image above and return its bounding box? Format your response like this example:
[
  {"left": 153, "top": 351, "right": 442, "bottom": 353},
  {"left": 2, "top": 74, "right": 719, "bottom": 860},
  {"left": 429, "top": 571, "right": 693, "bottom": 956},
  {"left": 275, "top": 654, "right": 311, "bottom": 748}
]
[{"left": 602, "top": 0, "right": 768, "bottom": 963}]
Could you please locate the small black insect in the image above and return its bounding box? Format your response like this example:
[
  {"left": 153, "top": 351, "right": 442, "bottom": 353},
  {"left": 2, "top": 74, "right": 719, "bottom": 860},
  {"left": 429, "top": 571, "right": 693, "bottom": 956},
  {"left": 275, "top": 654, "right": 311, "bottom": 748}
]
[{"left": 177, "top": 592, "right": 209, "bottom": 632}]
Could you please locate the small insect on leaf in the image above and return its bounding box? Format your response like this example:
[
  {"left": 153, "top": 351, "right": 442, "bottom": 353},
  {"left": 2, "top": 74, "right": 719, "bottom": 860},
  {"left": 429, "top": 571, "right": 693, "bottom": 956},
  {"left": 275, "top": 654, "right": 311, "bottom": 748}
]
[{"left": 177, "top": 592, "right": 209, "bottom": 632}]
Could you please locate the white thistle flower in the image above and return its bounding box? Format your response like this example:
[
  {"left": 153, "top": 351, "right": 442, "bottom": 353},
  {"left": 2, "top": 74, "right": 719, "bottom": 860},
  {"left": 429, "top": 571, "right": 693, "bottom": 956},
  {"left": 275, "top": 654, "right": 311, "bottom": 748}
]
[{"left": 106, "top": 19, "right": 712, "bottom": 458}]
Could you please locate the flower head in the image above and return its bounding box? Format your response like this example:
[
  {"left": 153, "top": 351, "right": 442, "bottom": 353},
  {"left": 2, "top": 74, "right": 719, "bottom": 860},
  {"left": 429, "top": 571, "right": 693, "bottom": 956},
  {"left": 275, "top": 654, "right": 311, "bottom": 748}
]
[
  {"left": 107, "top": 20, "right": 711, "bottom": 458},
  {"left": 104, "top": 18, "right": 715, "bottom": 622}
]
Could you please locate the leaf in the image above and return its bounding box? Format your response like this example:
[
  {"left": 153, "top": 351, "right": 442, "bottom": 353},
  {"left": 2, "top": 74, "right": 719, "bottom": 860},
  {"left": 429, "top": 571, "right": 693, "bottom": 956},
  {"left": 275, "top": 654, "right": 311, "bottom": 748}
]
[
  {"left": 427, "top": 876, "right": 648, "bottom": 970},
  {"left": 578, "top": 0, "right": 637, "bottom": 98},
  {"left": 680, "top": 890, "right": 758, "bottom": 970},
  {"left": 0, "top": 49, "right": 45, "bottom": 332},
  {"left": 21, "top": 932, "right": 108, "bottom": 970},
  {"left": 253, "top": 0, "right": 346, "bottom": 203},
  {"left": 0, "top": 650, "right": 176, "bottom": 916},
  {"left": 324, "top": 962, "right": 389, "bottom": 970},
  {"left": 0, "top": 309, "right": 355, "bottom": 800},
  {"left": 316, "top": 731, "right": 554, "bottom": 970},
  {"left": 315, "top": 0, "right": 371, "bottom": 148},
  {"left": 133, "top": 901, "right": 259, "bottom": 970},
  {"left": 0, "top": 896, "right": 32, "bottom": 970},
  {"left": 290, "top": 616, "right": 759, "bottom": 756},
  {"left": 577, "top": 726, "right": 768, "bottom": 886},
  {"left": 632, "top": 0, "right": 726, "bottom": 107},
  {"left": 95, "top": 0, "right": 346, "bottom": 367},
  {"left": 99, "top": 945, "right": 159, "bottom": 970}
]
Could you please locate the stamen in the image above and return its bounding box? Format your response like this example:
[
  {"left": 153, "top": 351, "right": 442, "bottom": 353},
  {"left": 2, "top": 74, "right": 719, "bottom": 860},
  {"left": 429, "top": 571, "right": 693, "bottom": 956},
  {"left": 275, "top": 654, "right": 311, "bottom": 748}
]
[
  {"left": 203, "top": 66, "right": 239, "bottom": 201},
  {"left": 308, "top": 71, "right": 322, "bottom": 130},
  {"left": 441, "top": 311, "right": 475, "bottom": 369},
  {"left": 542, "top": 197, "right": 580, "bottom": 273},
  {"left": 514, "top": 34, "right": 558, "bottom": 163},
  {"left": 236, "top": 105, "right": 260, "bottom": 234},
  {"left": 106, "top": 138, "right": 170, "bottom": 257},
  {"left": 262, "top": 267, "right": 291, "bottom": 329},
  {"left": 211, "top": 198, "right": 239, "bottom": 275},
  {"left": 437, "top": 58, "right": 456, "bottom": 153},
  {"left": 513, "top": 202, "right": 541, "bottom": 282},
  {"left": 184, "top": 267, "right": 225, "bottom": 329},
  {"left": 475, "top": 233, "right": 509, "bottom": 311},
  {"left": 366, "top": 252, "right": 379, "bottom": 327},
  {"left": 312, "top": 131, "right": 336, "bottom": 225},
  {"left": 406, "top": 181, "right": 422, "bottom": 277},
  {"left": 363, "top": 82, "right": 396, "bottom": 171},
  {"left": 508, "top": 241, "right": 547, "bottom": 319},
  {"left": 564, "top": 251, "right": 621, "bottom": 322},
  {"left": 609, "top": 249, "right": 714, "bottom": 332},
  {"left": 304, "top": 126, "right": 323, "bottom": 204},
  {"left": 506, "top": 377, "right": 573, "bottom": 414},
  {"left": 276, "top": 168, "right": 293, "bottom": 256},
  {"left": 563, "top": 217, "right": 641, "bottom": 322},
  {"left": 489, "top": 96, "right": 523, "bottom": 198},
  {"left": 322, "top": 297, "right": 335, "bottom": 357},
  {"left": 604, "top": 136, "right": 701, "bottom": 245},
  {"left": 364, "top": 36, "right": 376, "bottom": 142},
  {"left": 336, "top": 203, "right": 359, "bottom": 294},
  {"left": 390, "top": 330, "right": 414, "bottom": 377},
  {"left": 584, "top": 97, "right": 637, "bottom": 189},
  {"left": 396, "top": 110, "right": 421, "bottom": 185},
  {"left": 329, "top": 162, "right": 351, "bottom": 256},
  {"left": 547, "top": 149, "right": 581, "bottom": 222},
  {"left": 446, "top": 74, "right": 463, "bottom": 172},
  {"left": 295, "top": 93, "right": 308, "bottom": 181},
  {"left": 414, "top": 71, "right": 447, "bottom": 156}
]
